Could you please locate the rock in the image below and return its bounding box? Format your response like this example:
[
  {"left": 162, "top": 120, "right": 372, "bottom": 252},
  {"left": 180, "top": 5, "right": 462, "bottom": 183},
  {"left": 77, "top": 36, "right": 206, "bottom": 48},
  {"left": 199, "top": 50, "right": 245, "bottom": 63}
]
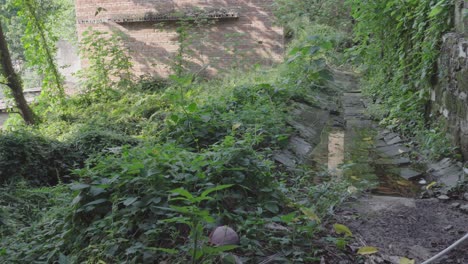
[
  {"left": 209, "top": 226, "right": 240, "bottom": 246},
  {"left": 274, "top": 151, "right": 296, "bottom": 168},
  {"left": 460, "top": 204, "right": 468, "bottom": 213},
  {"left": 399, "top": 168, "right": 423, "bottom": 180},
  {"left": 419, "top": 179, "right": 427, "bottom": 185},
  {"left": 387, "top": 136, "right": 403, "bottom": 145},
  {"left": 375, "top": 157, "right": 411, "bottom": 166},
  {"left": 449, "top": 202, "right": 461, "bottom": 208},
  {"left": 376, "top": 144, "right": 410, "bottom": 157},
  {"left": 437, "top": 195, "right": 450, "bottom": 201},
  {"left": 383, "top": 133, "right": 399, "bottom": 144},
  {"left": 443, "top": 225, "right": 454, "bottom": 231},
  {"left": 289, "top": 136, "right": 312, "bottom": 158},
  {"left": 464, "top": 193, "right": 468, "bottom": 201},
  {"left": 427, "top": 159, "right": 464, "bottom": 190}
]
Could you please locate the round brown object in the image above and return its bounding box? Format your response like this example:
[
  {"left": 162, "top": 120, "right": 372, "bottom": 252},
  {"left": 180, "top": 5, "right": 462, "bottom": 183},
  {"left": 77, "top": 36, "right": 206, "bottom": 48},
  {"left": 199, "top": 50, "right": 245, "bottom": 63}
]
[{"left": 209, "top": 226, "right": 240, "bottom": 246}]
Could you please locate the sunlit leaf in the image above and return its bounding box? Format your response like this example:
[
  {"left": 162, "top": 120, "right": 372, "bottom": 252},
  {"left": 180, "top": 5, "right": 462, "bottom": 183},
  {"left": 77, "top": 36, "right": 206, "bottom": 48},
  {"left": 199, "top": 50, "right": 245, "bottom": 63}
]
[
  {"left": 232, "top": 123, "right": 242, "bottom": 131},
  {"left": 426, "top": 181, "right": 437, "bottom": 189},
  {"left": 333, "top": 224, "right": 353, "bottom": 237},
  {"left": 300, "top": 208, "right": 321, "bottom": 223},
  {"left": 399, "top": 257, "right": 415, "bottom": 264},
  {"left": 357, "top": 246, "right": 379, "bottom": 255},
  {"left": 396, "top": 180, "right": 410, "bottom": 186}
]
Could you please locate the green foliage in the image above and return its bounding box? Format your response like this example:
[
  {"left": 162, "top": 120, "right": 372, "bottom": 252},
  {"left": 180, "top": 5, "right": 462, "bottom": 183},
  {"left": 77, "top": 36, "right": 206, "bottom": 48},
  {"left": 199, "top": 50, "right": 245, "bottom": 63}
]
[
  {"left": 77, "top": 29, "right": 134, "bottom": 97},
  {"left": 348, "top": 0, "right": 455, "bottom": 158},
  {"left": 13, "top": 0, "right": 65, "bottom": 99},
  {"left": 0, "top": 130, "right": 66, "bottom": 185},
  {"left": 0, "top": 5, "right": 353, "bottom": 262},
  {"left": 275, "top": 0, "right": 352, "bottom": 33}
]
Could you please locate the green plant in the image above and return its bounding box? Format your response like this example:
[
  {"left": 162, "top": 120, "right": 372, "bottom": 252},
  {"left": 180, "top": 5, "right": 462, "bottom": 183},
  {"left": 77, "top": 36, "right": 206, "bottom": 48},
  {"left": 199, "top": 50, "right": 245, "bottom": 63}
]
[
  {"left": 348, "top": 0, "right": 455, "bottom": 157},
  {"left": 165, "top": 185, "right": 235, "bottom": 263},
  {"left": 77, "top": 29, "right": 134, "bottom": 99},
  {"left": 14, "top": 0, "right": 65, "bottom": 100}
]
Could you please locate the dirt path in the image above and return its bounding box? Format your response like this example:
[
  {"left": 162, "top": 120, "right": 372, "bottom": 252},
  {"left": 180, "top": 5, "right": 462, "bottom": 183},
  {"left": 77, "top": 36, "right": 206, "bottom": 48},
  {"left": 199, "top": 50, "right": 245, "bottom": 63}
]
[{"left": 330, "top": 74, "right": 468, "bottom": 264}]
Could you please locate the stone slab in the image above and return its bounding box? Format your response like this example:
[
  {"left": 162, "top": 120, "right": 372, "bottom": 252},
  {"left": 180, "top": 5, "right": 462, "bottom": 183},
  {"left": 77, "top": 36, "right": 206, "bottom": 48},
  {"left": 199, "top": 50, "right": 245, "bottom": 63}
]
[
  {"left": 353, "top": 195, "right": 416, "bottom": 212},
  {"left": 386, "top": 136, "right": 403, "bottom": 145},
  {"left": 399, "top": 168, "right": 423, "bottom": 180},
  {"left": 383, "top": 133, "right": 399, "bottom": 143},
  {"left": 289, "top": 136, "right": 312, "bottom": 158},
  {"left": 376, "top": 144, "right": 410, "bottom": 157},
  {"left": 374, "top": 157, "right": 411, "bottom": 166},
  {"left": 274, "top": 151, "right": 297, "bottom": 168}
]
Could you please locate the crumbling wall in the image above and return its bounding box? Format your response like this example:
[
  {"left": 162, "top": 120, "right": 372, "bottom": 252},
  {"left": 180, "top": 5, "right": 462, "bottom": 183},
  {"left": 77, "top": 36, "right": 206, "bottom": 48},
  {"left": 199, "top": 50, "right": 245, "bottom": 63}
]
[
  {"left": 431, "top": 1, "right": 468, "bottom": 160},
  {"left": 74, "top": 0, "right": 284, "bottom": 77}
]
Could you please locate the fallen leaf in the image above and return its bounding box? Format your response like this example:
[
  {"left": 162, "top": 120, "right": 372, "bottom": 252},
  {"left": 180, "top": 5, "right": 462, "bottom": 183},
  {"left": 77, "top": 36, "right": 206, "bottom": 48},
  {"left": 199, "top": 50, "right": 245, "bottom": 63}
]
[
  {"left": 426, "top": 181, "right": 437, "bottom": 190},
  {"left": 399, "top": 257, "right": 415, "bottom": 264},
  {"left": 357, "top": 246, "right": 378, "bottom": 255},
  {"left": 333, "top": 224, "right": 353, "bottom": 237},
  {"left": 363, "top": 137, "right": 372, "bottom": 141},
  {"left": 347, "top": 186, "right": 358, "bottom": 194},
  {"left": 396, "top": 180, "right": 410, "bottom": 186},
  {"left": 232, "top": 123, "right": 242, "bottom": 130}
]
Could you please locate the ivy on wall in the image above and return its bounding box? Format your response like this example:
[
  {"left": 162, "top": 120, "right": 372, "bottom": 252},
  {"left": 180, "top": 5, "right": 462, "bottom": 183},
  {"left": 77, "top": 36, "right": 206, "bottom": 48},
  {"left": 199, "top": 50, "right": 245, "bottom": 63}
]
[{"left": 348, "top": 0, "right": 455, "bottom": 156}]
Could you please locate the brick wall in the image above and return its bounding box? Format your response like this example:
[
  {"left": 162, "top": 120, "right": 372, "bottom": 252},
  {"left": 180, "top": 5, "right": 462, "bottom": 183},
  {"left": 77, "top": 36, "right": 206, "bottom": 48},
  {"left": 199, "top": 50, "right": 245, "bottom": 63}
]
[{"left": 75, "top": 0, "right": 284, "bottom": 77}]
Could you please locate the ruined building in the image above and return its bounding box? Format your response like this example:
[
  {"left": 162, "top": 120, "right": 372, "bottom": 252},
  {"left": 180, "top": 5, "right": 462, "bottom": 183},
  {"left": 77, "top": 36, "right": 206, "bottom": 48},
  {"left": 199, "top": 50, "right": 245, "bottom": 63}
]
[{"left": 74, "top": 0, "right": 284, "bottom": 77}]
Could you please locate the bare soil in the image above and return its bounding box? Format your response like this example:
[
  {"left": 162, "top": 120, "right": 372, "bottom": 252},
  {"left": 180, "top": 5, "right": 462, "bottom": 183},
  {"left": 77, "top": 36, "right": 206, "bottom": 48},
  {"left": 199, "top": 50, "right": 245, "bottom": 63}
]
[{"left": 333, "top": 195, "right": 468, "bottom": 263}]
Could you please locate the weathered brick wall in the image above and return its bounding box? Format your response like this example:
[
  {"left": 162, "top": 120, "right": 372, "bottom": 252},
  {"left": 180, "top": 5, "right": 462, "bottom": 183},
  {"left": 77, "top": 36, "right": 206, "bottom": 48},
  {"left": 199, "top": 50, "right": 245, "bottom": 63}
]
[
  {"left": 431, "top": 1, "right": 468, "bottom": 160},
  {"left": 75, "top": 0, "right": 284, "bottom": 77}
]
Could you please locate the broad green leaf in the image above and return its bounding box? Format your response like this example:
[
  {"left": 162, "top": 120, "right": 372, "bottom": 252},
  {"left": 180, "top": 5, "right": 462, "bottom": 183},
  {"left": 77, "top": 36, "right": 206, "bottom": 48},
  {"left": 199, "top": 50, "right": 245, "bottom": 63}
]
[
  {"left": 83, "top": 198, "right": 108, "bottom": 207},
  {"left": 357, "top": 246, "right": 379, "bottom": 255},
  {"left": 333, "top": 224, "right": 353, "bottom": 237},
  {"left": 170, "top": 188, "right": 194, "bottom": 200},
  {"left": 147, "top": 247, "right": 178, "bottom": 254},
  {"left": 200, "top": 184, "right": 233, "bottom": 198},
  {"left": 232, "top": 123, "right": 242, "bottom": 131},
  {"left": 264, "top": 202, "right": 279, "bottom": 214},
  {"left": 123, "top": 197, "right": 138, "bottom": 206},
  {"left": 187, "top": 102, "right": 198, "bottom": 112},
  {"left": 70, "top": 183, "right": 90, "bottom": 191},
  {"left": 399, "top": 257, "right": 415, "bottom": 264},
  {"left": 202, "top": 245, "right": 238, "bottom": 254},
  {"left": 280, "top": 212, "right": 296, "bottom": 223},
  {"left": 170, "top": 114, "right": 179, "bottom": 123},
  {"left": 429, "top": 5, "right": 443, "bottom": 18}
]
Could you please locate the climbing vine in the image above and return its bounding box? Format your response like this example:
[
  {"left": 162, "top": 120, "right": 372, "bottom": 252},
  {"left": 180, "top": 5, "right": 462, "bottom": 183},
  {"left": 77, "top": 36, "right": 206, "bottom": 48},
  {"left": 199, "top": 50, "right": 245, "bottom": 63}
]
[{"left": 348, "top": 0, "right": 454, "bottom": 156}]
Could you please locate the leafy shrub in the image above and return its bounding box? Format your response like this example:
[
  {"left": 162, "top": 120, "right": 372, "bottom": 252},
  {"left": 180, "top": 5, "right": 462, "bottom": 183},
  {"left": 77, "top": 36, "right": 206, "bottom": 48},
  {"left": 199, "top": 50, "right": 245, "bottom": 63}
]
[
  {"left": 65, "top": 126, "right": 139, "bottom": 155},
  {"left": 0, "top": 130, "right": 66, "bottom": 185}
]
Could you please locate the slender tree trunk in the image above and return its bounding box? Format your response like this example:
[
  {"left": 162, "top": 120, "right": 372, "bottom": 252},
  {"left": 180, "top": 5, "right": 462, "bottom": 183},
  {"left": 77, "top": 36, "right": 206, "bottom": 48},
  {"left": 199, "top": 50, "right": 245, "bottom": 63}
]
[{"left": 0, "top": 22, "right": 35, "bottom": 125}]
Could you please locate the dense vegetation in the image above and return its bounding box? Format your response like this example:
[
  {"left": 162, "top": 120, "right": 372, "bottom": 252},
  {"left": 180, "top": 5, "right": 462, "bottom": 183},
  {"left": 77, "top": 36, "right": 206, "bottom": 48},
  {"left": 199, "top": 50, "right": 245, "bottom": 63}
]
[
  {"left": 348, "top": 0, "right": 457, "bottom": 158},
  {"left": 0, "top": 1, "right": 357, "bottom": 262},
  {"left": 0, "top": 0, "right": 460, "bottom": 263}
]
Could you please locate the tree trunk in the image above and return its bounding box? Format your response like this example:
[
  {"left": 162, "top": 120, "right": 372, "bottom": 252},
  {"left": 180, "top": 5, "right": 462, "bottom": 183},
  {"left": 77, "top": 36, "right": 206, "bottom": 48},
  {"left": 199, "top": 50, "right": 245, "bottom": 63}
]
[{"left": 0, "top": 21, "right": 35, "bottom": 125}]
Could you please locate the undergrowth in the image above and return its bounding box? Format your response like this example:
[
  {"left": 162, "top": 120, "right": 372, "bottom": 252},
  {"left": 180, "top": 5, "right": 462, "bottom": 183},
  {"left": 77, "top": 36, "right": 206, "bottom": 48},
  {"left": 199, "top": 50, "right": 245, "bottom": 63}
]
[{"left": 0, "top": 15, "right": 358, "bottom": 262}]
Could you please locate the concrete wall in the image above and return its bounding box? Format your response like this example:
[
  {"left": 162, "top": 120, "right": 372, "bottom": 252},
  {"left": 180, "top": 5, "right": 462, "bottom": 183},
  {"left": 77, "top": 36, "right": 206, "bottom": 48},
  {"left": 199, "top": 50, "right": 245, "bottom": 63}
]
[
  {"left": 0, "top": 112, "right": 7, "bottom": 128},
  {"left": 74, "top": 0, "right": 284, "bottom": 77},
  {"left": 431, "top": 1, "right": 468, "bottom": 160},
  {"left": 57, "top": 40, "right": 82, "bottom": 92}
]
